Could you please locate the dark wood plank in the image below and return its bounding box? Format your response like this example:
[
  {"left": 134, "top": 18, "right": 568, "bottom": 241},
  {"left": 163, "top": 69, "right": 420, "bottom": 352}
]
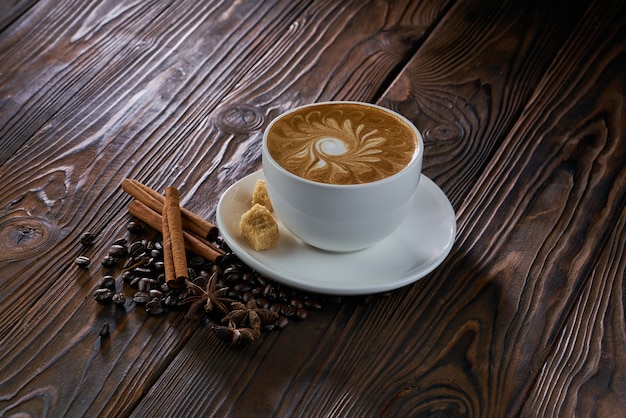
[
  {"left": 0, "top": 0, "right": 454, "bottom": 416},
  {"left": 518, "top": 5, "right": 626, "bottom": 415}
]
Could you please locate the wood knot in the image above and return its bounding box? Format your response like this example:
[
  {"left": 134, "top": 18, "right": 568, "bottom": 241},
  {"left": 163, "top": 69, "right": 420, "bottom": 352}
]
[
  {"left": 0, "top": 216, "right": 59, "bottom": 261},
  {"left": 215, "top": 104, "right": 265, "bottom": 134},
  {"left": 424, "top": 125, "right": 462, "bottom": 143}
]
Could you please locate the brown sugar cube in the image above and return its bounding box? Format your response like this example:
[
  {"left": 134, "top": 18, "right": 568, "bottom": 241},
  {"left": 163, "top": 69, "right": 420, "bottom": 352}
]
[
  {"left": 252, "top": 179, "right": 273, "bottom": 211},
  {"left": 240, "top": 203, "right": 279, "bottom": 251}
]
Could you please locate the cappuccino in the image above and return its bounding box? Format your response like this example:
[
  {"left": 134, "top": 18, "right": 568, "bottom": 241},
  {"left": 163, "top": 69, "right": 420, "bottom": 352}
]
[{"left": 266, "top": 102, "right": 418, "bottom": 185}]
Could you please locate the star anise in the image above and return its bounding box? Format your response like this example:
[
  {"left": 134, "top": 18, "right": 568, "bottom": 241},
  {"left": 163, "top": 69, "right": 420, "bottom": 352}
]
[
  {"left": 222, "top": 299, "right": 278, "bottom": 333},
  {"left": 181, "top": 272, "right": 232, "bottom": 319},
  {"left": 213, "top": 320, "right": 258, "bottom": 346}
]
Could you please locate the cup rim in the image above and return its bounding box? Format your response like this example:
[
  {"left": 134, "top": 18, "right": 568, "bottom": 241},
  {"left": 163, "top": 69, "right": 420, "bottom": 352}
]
[{"left": 262, "top": 101, "right": 423, "bottom": 189}]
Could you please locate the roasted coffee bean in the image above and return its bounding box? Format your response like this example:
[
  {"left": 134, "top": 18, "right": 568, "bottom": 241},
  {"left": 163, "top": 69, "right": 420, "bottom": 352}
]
[
  {"left": 277, "top": 289, "right": 290, "bottom": 303},
  {"left": 295, "top": 308, "right": 309, "bottom": 320},
  {"left": 242, "top": 291, "right": 255, "bottom": 303},
  {"left": 130, "top": 250, "right": 148, "bottom": 263},
  {"left": 219, "top": 253, "right": 240, "bottom": 268},
  {"left": 121, "top": 271, "right": 134, "bottom": 283},
  {"left": 227, "top": 290, "right": 241, "bottom": 300},
  {"left": 98, "top": 275, "right": 116, "bottom": 291},
  {"left": 108, "top": 244, "right": 128, "bottom": 258},
  {"left": 101, "top": 255, "right": 115, "bottom": 267},
  {"left": 133, "top": 291, "right": 150, "bottom": 304},
  {"left": 255, "top": 275, "right": 266, "bottom": 287},
  {"left": 263, "top": 284, "right": 275, "bottom": 299},
  {"left": 126, "top": 220, "right": 144, "bottom": 233},
  {"left": 234, "top": 283, "right": 252, "bottom": 293},
  {"left": 129, "top": 276, "right": 142, "bottom": 289},
  {"left": 131, "top": 251, "right": 149, "bottom": 263},
  {"left": 128, "top": 240, "right": 145, "bottom": 256},
  {"left": 283, "top": 304, "right": 297, "bottom": 317},
  {"left": 138, "top": 277, "right": 153, "bottom": 292},
  {"left": 224, "top": 274, "right": 241, "bottom": 285},
  {"left": 150, "top": 249, "right": 162, "bottom": 259},
  {"left": 164, "top": 293, "right": 179, "bottom": 308},
  {"left": 290, "top": 297, "right": 304, "bottom": 309},
  {"left": 112, "top": 237, "right": 128, "bottom": 246},
  {"left": 133, "top": 267, "right": 152, "bottom": 275},
  {"left": 112, "top": 292, "right": 126, "bottom": 305},
  {"left": 149, "top": 289, "right": 163, "bottom": 299},
  {"left": 75, "top": 255, "right": 91, "bottom": 268},
  {"left": 198, "top": 270, "right": 211, "bottom": 280},
  {"left": 242, "top": 272, "right": 256, "bottom": 283},
  {"left": 93, "top": 288, "right": 113, "bottom": 302},
  {"left": 256, "top": 298, "right": 271, "bottom": 310},
  {"left": 270, "top": 302, "right": 283, "bottom": 315},
  {"left": 275, "top": 316, "right": 289, "bottom": 329},
  {"left": 80, "top": 232, "right": 96, "bottom": 245},
  {"left": 188, "top": 255, "right": 205, "bottom": 267},
  {"left": 145, "top": 299, "right": 164, "bottom": 315}
]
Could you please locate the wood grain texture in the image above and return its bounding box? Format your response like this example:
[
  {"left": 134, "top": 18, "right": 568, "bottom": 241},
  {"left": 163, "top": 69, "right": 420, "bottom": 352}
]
[
  {"left": 0, "top": 0, "right": 453, "bottom": 416},
  {"left": 372, "top": 0, "right": 626, "bottom": 416},
  {"left": 381, "top": 0, "right": 595, "bottom": 202},
  {"left": 0, "top": 0, "right": 312, "bottom": 415},
  {"left": 134, "top": 0, "right": 626, "bottom": 416},
  {"left": 0, "top": 0, "right": 624, "bottom": 416},
  {"left": 0, "top": 0, "right": 37, "bottom": 33},
  {"left": 518, "top": 4, "right": 626, "bottom": 415}
]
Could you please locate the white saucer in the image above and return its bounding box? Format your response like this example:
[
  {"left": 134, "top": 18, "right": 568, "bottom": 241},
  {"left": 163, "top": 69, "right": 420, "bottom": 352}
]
[{"left": 216, "top": 170, "right": 456, "bottom": 295}]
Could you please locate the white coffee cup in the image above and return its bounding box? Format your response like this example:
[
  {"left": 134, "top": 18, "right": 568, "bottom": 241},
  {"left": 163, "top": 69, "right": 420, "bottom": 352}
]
[{"left": 262, "top": 101, "right": 423, "bottom": 252}]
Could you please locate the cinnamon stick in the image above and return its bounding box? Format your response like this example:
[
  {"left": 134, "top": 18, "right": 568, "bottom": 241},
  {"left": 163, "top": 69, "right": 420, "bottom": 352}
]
[
  {"left": 129, "top": 200, "right": 225, "bottom": 263},
  {"left": 161, "top": 193, "right": 178, "bottom": 287},
  {"left": 121, "top": 179, "right": 218, "bottom": 241},
  {"left": 164, "top": 187, "right": 188, "bottom": 287}
]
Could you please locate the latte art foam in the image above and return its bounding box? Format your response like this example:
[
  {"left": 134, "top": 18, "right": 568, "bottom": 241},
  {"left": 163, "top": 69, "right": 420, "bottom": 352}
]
[{"left": 267, "top": 103, "right": 418, "bottom": 185}]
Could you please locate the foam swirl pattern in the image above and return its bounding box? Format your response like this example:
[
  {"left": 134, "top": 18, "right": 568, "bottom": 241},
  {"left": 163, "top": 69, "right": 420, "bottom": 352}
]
[{"left": 266, "top": 103, "right": 418, "bottom": 184}]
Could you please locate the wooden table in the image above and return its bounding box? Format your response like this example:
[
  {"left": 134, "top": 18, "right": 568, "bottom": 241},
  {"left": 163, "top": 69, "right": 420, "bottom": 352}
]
[{"left": 1, "top": 0, "right": 625, "bottom": 416}]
